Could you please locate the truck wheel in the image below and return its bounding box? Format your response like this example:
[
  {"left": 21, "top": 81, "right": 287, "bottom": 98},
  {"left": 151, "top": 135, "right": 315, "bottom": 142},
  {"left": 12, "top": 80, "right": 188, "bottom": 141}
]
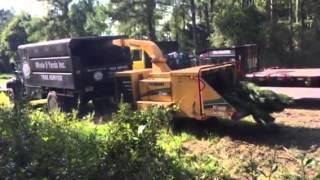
[
  {"left": 47, "top": 91, "right": 60, "bottom": 111},
  {"left": 6, "top": 79, "right": 23, "bottom": 104}
]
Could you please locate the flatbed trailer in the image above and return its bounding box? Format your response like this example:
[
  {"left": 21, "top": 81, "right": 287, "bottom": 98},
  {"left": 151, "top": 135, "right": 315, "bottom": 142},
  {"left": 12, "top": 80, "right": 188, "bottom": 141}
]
[
  {"left": 198, "top": 45, "right": 320, "bottom": 87},
  {"left": 260, "top": 87, "right": 320, "bottom": 100},
  {"left": 198, "top": 45, "right": 320, "bottom": 100},
  {"left": 246, "top": 68, "right": 320, "bottom": 87}
]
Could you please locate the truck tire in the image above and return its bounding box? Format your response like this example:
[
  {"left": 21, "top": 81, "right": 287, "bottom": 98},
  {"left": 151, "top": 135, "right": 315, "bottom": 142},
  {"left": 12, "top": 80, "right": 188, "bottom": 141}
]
[
  {"left": 47, "top": 91, "right": 60, "bottom": 111},
  {"left": 6, "top": 79, "right": 23, "bottom": 104}
]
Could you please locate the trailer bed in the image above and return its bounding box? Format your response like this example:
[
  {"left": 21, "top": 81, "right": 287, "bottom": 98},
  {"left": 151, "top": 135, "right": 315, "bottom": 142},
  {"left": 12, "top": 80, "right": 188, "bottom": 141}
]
[
  {"left": 261, "top": 87, "right": 320, "bottom": 100},
  {"left": 246, "top": 68, "right": 320, "bottom": 87},
  {"left": 246, "top": 68, "right": 320, "bottom": 78}
]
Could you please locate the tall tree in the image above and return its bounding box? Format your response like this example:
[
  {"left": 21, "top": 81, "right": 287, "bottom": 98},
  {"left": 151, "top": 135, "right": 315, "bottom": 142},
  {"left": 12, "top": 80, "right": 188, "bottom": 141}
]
[
  {"left": 190, "top": 0, "right": 198, "bottom": 55},
  {"left": 69, "top": 0, "right": 95, "bottom": 36},
  {"left": 0, "top": 9, "right": 13, "bottom": 32},
  {"left": 0, "top": 14, "right": 32, "bottom": 61},
  {"left": 37, "top": 0, "right": 106, "bottom": 38},
  {"left": 108, "top": 0, "right": 159, "bottom": 40},
  {"left": 37, "top": 0, "right": 73, "bottom": 39}
]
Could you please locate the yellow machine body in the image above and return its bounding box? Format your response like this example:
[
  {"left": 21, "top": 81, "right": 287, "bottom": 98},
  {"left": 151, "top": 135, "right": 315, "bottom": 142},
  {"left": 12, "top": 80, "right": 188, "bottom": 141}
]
[
  {"left": 115, "top": 64, "right": 237, "bottom": 120},
  {"left": 113, "top": 38, "right": 240, "bottom": 120}
]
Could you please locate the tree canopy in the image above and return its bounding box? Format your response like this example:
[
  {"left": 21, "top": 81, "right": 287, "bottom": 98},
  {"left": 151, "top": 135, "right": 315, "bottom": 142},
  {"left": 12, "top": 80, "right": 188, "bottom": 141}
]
[{"left": 1, "top": 0, "right": 320, "bottom": 72}]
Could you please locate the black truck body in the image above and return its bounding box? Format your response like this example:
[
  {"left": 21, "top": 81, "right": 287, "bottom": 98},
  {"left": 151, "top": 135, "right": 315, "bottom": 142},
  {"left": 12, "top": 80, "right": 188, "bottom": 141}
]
[{"left": 16, "top": 36, "right": 131, "bottom": 101}]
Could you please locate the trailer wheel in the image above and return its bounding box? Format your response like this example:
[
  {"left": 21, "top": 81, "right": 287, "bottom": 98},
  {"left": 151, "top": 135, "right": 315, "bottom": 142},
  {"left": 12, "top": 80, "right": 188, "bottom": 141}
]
[{"left": 47, "top": 91, "right": 60, "bottom": 111}]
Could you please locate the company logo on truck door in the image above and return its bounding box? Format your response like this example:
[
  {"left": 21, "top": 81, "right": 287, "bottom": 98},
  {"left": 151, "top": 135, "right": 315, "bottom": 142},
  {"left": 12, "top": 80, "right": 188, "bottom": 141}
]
[{"left": 34, "top": 61, "right": 66, "bottom": 70}]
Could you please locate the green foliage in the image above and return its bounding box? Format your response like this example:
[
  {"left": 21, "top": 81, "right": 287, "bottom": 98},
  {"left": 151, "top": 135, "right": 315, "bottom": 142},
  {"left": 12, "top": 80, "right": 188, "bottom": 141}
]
[
  {"left": 35, "top": 0, "right": 108, "bottom": 39},
  {"left": 1, "top": 0, "right": 320, "bottom": 68},
  {"left": 241, "top": 149, "right": 280, "bottom": 180},
  {"left": 225, "top": 81, "right": 293, "bottom": 124},
  {"left": 0, "top": 92, "right": 11, "bottom": 107},
  {"left": 108, "top": 0, "right": 159, "bottom": 40},
  {"left": 24, "top": 17, "right": 49, "bottom": 42},
  {"left": 296, "top": 152, "right": 316, "bottom": 180},
  {"left": 211, "top": 5, "right": 266, "bottom": 47},
  {"left": 98, "top": 103, "right": 183, "bottom": 179},
  {"left": 0, "top": 99, "right": 228, "bottom": 179},
  {"left": 0, "top": 13, "right": 51, "bottom": 64},
  {"left": 242, "top": 151, "right": 261, "bottom": 180},
  {"left": 0, "top": 0, "right": 111, "bottom": 66},
  {"left": 84, "top": 3, "right": 111, "bottom": 35},
  {"left": 0, "top": 13, "right": 31, "bottom": 61},
  {"left": 0, "top": 73, "right": 13, "bottom": 84},
  {"left": 0, "top": 9, "right": 13, "bottom": 32}
]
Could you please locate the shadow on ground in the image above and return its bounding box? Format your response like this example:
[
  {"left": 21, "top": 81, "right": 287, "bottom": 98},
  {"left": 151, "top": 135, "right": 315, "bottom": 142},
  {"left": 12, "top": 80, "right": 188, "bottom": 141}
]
[
  {"left": 172, "top": 117, "right": 320, "bottom": 151},
  {"left": 291, "top": 99, "right": 320, "bottom": 110}
]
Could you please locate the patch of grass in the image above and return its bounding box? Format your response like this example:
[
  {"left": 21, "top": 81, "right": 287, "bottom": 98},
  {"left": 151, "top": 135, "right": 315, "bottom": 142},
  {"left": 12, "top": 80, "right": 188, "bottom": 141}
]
[
  {"left": 158, "top": 130, "right": 192, "bottom": 157},
  {"left": 0, "top": 73, "right": 13, "bottom": 84},
  {"left": 29, "top": 99, "right": 47, "bottom": 107}
]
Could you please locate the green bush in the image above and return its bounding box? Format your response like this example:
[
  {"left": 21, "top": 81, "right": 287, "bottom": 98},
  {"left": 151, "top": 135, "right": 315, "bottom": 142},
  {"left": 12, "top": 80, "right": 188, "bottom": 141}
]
[
  {"left": 0, "top": 92, "right": 11, "bottom": 107},
  {"left": 0, "top": 101, "right": 227, "bottom": 179}
]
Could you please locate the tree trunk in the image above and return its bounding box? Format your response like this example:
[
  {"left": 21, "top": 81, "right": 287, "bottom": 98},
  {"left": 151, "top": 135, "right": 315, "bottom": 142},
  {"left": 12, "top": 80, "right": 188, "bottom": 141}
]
[
  {"left": 204, "top": 3, "right": 210, "bottom": 31},
  {"left": 288, "top": 0, "right": 294, "bottom": 67},
  {"left": 295, "top": 0, "right": 299, "bottom": 23},
  {"left": 266, "top": 0, "right": 275, "bottom": 22},
  {"left": 182, "top": 3, "right": 186, "bottom": 30},
  {"left": 174, "top": 0, "right": 179, "bottom": 41},
  {"left": 300, "top": 0, "right": 306, "bottom": 29},
  {"left": 270, "top": 0, "right": 274, "bottom": 22},
  {"left": 190, "top": 0, "right": 198, "bottom": 60},
  {"left": 146, "top": 0, "right": 156, "bottom": 41},
  {"left": 210, "top": 0, "right": 214, "bottom": 22}
]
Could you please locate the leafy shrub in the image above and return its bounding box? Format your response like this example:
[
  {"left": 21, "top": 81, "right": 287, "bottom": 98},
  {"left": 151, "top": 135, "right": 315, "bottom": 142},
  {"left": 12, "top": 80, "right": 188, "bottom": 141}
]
[
  {"left": 1, "top": 101, "right": 226, "bottom": 179},
  {"left": 94, "top": 103, "right": 189, "bottom": 179},
  {"left": 0, "top": 92, "right": 11, "bottom": 107}
]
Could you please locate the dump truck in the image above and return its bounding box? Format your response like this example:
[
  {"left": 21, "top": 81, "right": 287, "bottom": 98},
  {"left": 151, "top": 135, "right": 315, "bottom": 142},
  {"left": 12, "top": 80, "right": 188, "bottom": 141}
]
[{"left": 8, "top": 36, "right": 132, "bottom": 113}]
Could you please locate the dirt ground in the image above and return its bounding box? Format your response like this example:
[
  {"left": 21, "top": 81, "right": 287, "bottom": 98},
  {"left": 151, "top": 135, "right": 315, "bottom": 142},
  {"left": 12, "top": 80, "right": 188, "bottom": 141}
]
[{"left": 177, "top": 108, "right": 320, "bottom": 179}]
